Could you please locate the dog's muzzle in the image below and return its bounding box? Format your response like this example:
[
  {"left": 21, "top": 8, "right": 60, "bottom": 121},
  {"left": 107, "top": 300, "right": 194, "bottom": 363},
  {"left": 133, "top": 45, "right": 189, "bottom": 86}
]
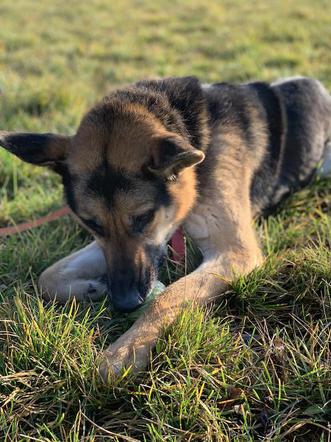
[
  {"left": 111, "top": 288, "right": 144, "bottom": 313},
  {"left": 106, "top": 242, "right": 170, "bottom": 313},
  {"left": 107, "top": 270, "right": 151, "bottom": 313}
]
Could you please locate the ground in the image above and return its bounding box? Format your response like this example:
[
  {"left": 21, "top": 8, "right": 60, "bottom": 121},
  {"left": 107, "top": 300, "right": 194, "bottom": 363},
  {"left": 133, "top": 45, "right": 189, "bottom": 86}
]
[{"left": 0, "top": 0, "right": 330, "bottom": 440}]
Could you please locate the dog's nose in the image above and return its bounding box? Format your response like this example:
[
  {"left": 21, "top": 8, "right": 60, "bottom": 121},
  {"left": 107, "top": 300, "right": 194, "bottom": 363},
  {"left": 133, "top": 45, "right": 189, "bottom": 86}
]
[
  {"left": 111, "top": 289, "right": 144, "bottom": 313},
  {"left": 107, "top": 271, "right": 147, "bottom": 313}
]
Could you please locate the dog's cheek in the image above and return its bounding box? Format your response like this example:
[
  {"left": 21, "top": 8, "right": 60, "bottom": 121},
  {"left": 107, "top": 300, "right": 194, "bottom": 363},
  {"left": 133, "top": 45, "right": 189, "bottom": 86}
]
[
  {"left": 169, "top": 168, "right": 198, "bottom": 222},
  {"left": 145, "top": 242, "right": 167, "bottom": 269}
]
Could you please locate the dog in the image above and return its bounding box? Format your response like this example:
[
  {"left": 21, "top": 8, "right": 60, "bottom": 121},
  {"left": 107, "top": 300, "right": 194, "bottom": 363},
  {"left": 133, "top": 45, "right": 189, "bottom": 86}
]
[{"left": 1, "top": 76, "right": 331, "bottom": 379}]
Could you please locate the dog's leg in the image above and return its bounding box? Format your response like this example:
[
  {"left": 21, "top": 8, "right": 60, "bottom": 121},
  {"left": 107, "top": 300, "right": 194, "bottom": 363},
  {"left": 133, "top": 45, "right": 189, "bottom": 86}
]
[
  {"left": 99, "top": 165, "right": 263, "bottom": 379},
  {"left": 39, "top": 241, "right": 108, "bottom": 302}
]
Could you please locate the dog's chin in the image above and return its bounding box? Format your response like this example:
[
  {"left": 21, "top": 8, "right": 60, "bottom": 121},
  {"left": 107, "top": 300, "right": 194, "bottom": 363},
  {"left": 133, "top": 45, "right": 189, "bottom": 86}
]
[
  {"left": 141, "top": 247, "right": 166, "bottom": 299},
  {"left": 156, "top": 245, "right": 168, "bottom": 268},
  {"left": 141, "top": 267, "right": 158, "bottom": 298}
]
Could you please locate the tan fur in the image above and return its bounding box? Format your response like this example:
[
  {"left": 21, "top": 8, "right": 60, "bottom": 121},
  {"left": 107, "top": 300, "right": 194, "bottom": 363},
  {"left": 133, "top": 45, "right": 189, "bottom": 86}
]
[
  {"left": 70, "top": 103, "right": 169, "bottom": 175},
  {"left": 56, "top": 99, "right": 202, "bottom": 285}
]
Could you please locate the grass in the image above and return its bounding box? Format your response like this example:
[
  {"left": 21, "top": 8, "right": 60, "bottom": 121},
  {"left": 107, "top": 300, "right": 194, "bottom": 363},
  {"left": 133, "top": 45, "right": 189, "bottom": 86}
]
[{"left": 0, "top": 0, "right": 331, "bottom": 439}]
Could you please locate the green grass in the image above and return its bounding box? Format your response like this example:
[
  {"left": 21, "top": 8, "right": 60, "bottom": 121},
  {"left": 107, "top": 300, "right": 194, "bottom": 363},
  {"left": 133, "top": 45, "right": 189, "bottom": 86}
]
[{"left": 0, "top": 0, "right": 331, "bottom": 440}]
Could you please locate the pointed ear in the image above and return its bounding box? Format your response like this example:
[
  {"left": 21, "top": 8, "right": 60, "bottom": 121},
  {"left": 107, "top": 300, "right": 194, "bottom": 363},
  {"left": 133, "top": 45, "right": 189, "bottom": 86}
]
[
  {"left": 148, "top": 134, "right": 205, "bottom": 179},
  {"left": 0, "top": 131, "right": 70, "bottom": 169}
]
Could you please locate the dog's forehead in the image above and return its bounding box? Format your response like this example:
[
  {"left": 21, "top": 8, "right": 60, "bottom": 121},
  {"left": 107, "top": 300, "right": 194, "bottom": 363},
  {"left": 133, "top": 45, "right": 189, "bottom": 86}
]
[
  {"left": 70, "top": 162, "right": 170, "bottom": 216},
  {"left": 86, "top": 165, "right": 147, "bottom": 207},
  {"left": 69, "top": 101, "right": 163, "bottom": 174}
]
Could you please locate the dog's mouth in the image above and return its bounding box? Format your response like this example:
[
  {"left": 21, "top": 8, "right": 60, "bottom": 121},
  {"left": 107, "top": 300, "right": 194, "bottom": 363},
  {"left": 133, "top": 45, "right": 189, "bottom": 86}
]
[
  {"left": 107, "top": 230, "right": 184, "bottom": 313},
  {"left": 107, "top": 262, "right": 159, "bottom": 313},
  {"left": 126, "top": 280, "right": 166, "bottom": 320}
]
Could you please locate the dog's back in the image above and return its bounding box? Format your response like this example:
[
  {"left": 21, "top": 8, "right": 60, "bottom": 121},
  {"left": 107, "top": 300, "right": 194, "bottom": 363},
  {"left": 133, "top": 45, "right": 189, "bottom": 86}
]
[
  {"left": 271, "top": 77, "right": 331, "bottom": 202},
  {"left": 202, "top": 77, "right": 331, "bottom": 216}
]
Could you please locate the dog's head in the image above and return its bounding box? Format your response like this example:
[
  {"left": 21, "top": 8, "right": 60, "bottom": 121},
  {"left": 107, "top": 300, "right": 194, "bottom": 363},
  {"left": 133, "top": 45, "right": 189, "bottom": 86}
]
[{"left": 0, "top": 77, "right": 206, "bottom": 312}]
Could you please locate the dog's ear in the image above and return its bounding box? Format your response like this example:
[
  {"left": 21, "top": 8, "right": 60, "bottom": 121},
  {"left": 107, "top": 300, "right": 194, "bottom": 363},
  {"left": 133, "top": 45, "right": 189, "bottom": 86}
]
[
  {"left": 149, "top": 134, "right": 205, "bottom": 179},
  {"left": 0, "top": 131, "right": 70, "bottom": 170}
]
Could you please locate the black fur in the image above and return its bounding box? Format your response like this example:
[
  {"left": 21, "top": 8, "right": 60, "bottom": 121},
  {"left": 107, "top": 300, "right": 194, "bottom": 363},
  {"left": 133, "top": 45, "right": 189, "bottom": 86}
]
[
  {"left": 248, "top": 82, "right": 286, "bottom": 213},
  {"left": 271, "top": 78, "right": 331, "bottom": 203},
  {"left": 136, "top": 76, "right": 207, "bottom": 150},
  {"left": 62, "top": 168, "right": 77, "bottom": 212},
  {"left": 0, "top": 133, "right": 55, "bottom": 165},
  {"left": 0, "top": 132, "right": 67, "bottom": 167},
  {"left": 87, "top": 163, "right": 133, "bottom": 208}
]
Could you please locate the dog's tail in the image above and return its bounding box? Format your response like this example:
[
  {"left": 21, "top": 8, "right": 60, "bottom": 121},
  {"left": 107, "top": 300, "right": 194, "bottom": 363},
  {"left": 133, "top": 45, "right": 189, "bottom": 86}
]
[
  {"left": 318, "top": 140, "right": 331, "bottom": 177},
  {"left": 317, "top": 82, "right": 331, "bottom": 177}
]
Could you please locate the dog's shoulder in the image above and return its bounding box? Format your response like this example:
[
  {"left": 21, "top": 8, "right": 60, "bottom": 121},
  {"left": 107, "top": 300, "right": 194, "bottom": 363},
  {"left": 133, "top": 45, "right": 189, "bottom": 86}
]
[
  {"left": 203, "top": 80, "right": 282, "bottom": 127},
  {"left": 200, "top": 80, "right": 289, "bottom": 214}
]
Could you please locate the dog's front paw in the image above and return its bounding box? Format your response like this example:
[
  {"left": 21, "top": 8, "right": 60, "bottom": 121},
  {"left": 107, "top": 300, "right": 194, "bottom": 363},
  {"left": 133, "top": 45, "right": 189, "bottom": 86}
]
[
  {"left": 40, "top": 273, "right": 108, "bottom": 303},
  {"left": 98, "top": 338, "right": 151, "bottom": 382}
]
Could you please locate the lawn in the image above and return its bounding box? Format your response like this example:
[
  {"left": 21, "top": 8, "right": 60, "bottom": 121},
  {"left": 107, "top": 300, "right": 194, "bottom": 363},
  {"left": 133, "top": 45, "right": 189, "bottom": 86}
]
[{"left": 0, "top": 0, "right": 331, "bottom": 440}]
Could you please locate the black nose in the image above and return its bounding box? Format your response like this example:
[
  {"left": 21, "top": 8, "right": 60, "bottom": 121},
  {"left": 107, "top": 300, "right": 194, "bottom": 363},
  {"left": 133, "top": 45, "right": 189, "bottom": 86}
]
[
  {"left": 107, "top": 265, "right": 152, "bottom": 313},
  {"left": 111, "top": 289, "right": 144, "bottom": 313}
]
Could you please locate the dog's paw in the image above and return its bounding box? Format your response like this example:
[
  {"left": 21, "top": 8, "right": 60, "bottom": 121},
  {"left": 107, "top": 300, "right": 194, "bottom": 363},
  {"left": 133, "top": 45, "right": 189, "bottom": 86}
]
[
  {"left": 98, "top": 340, "right": 151, "bottom": 382},
  {"left": 40, "top": 273, "right": 108, "bottom": 303},
  {"left": 83, "top": 276, "right": 108, "bottom": 300},
  {"left": 64, "top": 277, "right": 108, "bottom": 301}
]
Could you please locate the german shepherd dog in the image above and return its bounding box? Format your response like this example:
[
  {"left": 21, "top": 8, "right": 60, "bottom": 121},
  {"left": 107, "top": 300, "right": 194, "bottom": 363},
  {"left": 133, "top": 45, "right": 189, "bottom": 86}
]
[{"left": 1, "top": 76, "right": 331, "bottom": 379}]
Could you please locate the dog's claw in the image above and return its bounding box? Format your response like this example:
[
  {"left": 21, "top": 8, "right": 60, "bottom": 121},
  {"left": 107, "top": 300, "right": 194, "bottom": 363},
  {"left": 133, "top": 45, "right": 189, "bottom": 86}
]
[
  {"left": 98, "top": 342, "right": 151, "bottom": 382},
  {"left": 98, "top": 351, "right": 123, "bottom": 382}
]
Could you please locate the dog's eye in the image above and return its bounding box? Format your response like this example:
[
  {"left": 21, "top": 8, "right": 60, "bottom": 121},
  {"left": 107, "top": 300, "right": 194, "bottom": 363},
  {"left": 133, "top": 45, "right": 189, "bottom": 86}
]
[
  {"left": 131, "top": 209, "right": 155, "bottom": 233},
  {"left": 82, "top": 218, "right": 104, "bottom": 236}
]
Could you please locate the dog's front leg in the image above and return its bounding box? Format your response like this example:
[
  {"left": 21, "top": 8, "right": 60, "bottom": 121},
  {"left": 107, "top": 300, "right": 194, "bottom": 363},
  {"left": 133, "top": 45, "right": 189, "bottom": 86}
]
[
  {"left": 99, "top": 246, "right": 261, "bottom": 380},
  {"left": 99, "top": 169, "right": 264, "bottom": 379},
  {"left": 98, "top": 260, "right": 226, "bottom": 379},
  {"left": 39, "top": 241, "right": 108, "bottom": 302}
]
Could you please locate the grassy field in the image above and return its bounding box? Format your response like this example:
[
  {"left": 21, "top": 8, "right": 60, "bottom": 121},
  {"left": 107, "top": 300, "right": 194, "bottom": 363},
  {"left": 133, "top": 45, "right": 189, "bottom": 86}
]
[{"left": 0, "top": 0, "right": 331, "bottom": 440}]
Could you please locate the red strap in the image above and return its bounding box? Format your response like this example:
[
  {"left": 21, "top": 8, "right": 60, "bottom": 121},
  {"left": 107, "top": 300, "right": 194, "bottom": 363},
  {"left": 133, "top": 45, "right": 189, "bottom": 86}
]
[{"left": 0, "top": 206, "right": 71, "bottom": 237}]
